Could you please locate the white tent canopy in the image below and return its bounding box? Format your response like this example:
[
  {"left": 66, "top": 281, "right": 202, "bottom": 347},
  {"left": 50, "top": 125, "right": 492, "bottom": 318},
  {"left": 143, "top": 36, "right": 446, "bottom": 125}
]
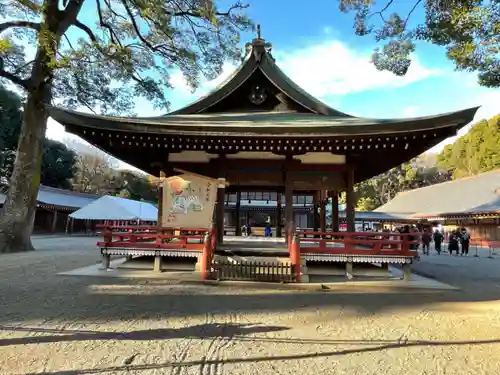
[{"left": 69, "top": 195, "right": 158, "bottom": 221}]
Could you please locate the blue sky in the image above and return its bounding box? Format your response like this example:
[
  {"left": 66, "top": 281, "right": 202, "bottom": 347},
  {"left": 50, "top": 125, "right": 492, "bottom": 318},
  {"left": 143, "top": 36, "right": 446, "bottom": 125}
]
[{"left": 41, "top": 0, "right": 499, "bottom": 154}]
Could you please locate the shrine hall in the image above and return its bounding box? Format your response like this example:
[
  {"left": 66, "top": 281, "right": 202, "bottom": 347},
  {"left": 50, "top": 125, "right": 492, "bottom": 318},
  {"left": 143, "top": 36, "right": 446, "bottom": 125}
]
[{"left": 48, "top": 26, "right": 479, "bottom": 245}]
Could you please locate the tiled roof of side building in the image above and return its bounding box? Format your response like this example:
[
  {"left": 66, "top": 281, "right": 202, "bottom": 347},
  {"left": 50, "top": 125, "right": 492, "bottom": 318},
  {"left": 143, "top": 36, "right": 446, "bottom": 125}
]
[
  {"left": 375, "top": 169, "right": 500, "bottom": 216},
  {"left": 0, "top": 185, "right": 100, "bottom": 208},
  {"left": 339, "top": 211, "right": 417, "bottom": 221}
]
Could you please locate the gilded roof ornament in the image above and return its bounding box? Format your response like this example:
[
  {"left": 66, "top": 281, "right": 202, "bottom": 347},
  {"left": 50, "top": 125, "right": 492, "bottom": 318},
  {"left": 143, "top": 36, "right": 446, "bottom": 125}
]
[{"left": 244, "top": 24, "right": 273, "bottom": 62}]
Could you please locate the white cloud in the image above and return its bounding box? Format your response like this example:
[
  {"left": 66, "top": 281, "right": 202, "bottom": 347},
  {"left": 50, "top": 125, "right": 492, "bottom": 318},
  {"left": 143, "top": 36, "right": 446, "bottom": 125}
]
[
  {"left": 46, "top": 118, "right": 73, "bottom": 141},
  {"left": 274, "top": 41, "right": 439, "bottom": 97},
  {"left": 167, "top": 62, "right": 239, "bottom": 108},
  {"left": 401, "top": 105, "right": 421, "bottom": 118},
  {"left": 156, "top": 39, "right": 438, "bottom": 109}
]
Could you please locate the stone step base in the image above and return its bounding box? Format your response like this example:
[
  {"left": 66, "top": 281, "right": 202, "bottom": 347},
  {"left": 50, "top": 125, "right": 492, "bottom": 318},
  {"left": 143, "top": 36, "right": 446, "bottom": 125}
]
[
  {"left": 118, "top": 256, "right": 196, "bottom": 272},
  {"left": 307, "top": 263, "right": 390, "bottom": 277}
]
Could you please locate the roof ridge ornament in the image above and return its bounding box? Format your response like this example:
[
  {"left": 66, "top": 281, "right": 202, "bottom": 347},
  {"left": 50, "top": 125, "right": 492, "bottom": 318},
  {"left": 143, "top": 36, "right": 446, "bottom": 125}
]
[{"left": 244, "top": 24, "right": 274, "bottom": 63}]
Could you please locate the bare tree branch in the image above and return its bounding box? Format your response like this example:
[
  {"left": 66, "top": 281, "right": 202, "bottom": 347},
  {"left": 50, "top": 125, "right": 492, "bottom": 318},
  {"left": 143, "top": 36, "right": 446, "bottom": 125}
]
[
  {"left": 166, "top": 3, "right": 249, "bottom": 18},
  {"left": 368, "top": 0, "right": 395, "bottom": 22},
  {"left": 403, "top": 0, "right": 423, "bottom": 30},
  {"left": 57, "top": 0, "right": 86, "bottom": 34},
  {"left": 12, "top": 60, "right": 34, "bottom": 75},
  {"left": 74, "top": 20, "right": 98, "bottom": 42},
  {"left": 95, "top": 0, "right": 123, "bottom": 47},
  {"left": 120, "top": 0, "right": 157, "bottom": 51},
  {"left": 0, "top": 20, "right": 41, "bottom": 34},
  {"left": 102, "top": 0, "right": 128, "bottom": 21}
]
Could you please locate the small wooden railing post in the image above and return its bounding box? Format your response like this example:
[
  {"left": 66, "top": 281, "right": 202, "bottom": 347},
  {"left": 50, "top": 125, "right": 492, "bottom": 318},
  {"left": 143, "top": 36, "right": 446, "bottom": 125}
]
[
  {"left": 344, "top": 233, "right": 351, "bottom": 252},
  {"left": 210, "top": 226, "right": 217, "bottom": 251},
  {"left": 103, "top": 227, "right": 113, "bottom": 246},
  {"left": 401, "top": 233, "right": 409, "bottom": 253}
]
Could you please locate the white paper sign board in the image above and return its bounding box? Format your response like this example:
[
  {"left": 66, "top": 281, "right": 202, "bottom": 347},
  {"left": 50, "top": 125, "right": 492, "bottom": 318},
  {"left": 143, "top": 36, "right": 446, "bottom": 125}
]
[{"left": 162, "top": 173, "right": 219, "bottom": 229}]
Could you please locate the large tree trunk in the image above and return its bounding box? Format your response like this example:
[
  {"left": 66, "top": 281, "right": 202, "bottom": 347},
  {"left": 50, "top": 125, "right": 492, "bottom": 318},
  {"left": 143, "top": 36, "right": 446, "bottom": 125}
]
[
  {"left": 0, "top": 0, "right": 84, "bottom": 253},
  {"left": 0, "top": 89, "right": 49, "bottom": 253}
]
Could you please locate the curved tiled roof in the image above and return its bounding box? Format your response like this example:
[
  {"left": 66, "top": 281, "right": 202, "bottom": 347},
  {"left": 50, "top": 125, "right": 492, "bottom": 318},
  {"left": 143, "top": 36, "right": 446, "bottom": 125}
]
[
  {"left": 169, "top": 38, "right": 352, "bottom": 117},
  {"left": 46, "top": 35, "right": 479, "bottom": 139},
  {"left": 47, "top": 106, "right": 479, "bottom": 137},
  {"left": 0, "top": 185, "right": 99, "bottom": 209},
  {"left": 375, "top": 169, "right": 500, "bottom": 216}
]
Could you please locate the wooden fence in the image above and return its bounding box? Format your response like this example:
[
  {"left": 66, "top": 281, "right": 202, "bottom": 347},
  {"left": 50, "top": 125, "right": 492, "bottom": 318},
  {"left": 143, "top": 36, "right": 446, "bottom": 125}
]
[{"left": 211, "top": 259, "right": 295, "bottom": 283}]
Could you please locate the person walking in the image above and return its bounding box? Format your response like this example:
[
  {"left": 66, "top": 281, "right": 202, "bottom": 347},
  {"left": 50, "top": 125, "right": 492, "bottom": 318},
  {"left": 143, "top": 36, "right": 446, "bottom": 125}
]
[
  {"left": 421, "top": 229, "right": 432, "bottom": 255},
  {"left": 448, "top": 230, "right": 460, "bottom": 256},
  {"left": 460, "top": 228, "right": 470, "bottom": 256},
  {"left": 433, "top": 229, "right": 444, "bottom": 255}
]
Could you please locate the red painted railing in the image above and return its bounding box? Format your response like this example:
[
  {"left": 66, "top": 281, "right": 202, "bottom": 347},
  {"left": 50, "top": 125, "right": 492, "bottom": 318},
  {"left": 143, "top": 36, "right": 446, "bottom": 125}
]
[
  {"left": 97, "top": 225, "right": 218, "bottom": 278},
  {"left": 299, "top": 231, "right": 420, "bottom": 257},
  {"left": 97, "top": 226, "right": 211, "bottom": 251}
]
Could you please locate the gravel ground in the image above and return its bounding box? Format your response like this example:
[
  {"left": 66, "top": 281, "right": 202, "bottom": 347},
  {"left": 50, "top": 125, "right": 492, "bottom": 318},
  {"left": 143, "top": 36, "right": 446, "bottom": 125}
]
[{"left": 1, "top": 238, "right": 500, "bottom": 375}]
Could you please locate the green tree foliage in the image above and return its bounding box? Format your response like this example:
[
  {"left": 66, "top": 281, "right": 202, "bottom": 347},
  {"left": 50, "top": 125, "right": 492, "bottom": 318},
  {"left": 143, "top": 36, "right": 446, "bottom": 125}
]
[
  {"left": 0, "top": 85, "right": 77, "bottom": 189},
  {"left": 40, "top": 139, "right": 77, "bottom": 189},
  {"left": 339, "top": 0, "right": 500, "bottom": 87},
  {"left": 0, "top": 85, "right": 22, "bottom": 182},
  {"left": 340, "top": 158, "right": 451, "bottom": 210},
  {"left": 114, "top": 170, "right": 158, "bottom": 203},
  {"left": 0, "top": 0, "right": 252, "bottom": 252},
  {"left": 437, "top": 115, "right": 500, "bottom": 178}
]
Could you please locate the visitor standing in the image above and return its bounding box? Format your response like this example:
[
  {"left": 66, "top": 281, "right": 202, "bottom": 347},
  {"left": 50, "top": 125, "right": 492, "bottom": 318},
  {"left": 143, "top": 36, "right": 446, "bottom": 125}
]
[
  {"left": 264, "top": 222, "right": 272, "bottom": 237},
  {"left": 460, "top": 228, "right": 470, "bottom": 256},
  {"left": 448, "top": 230, "right": 460, "bottom": 255},
  {"left": 433, "top": 229, "right": 444, "bottom": 254},
  {"left": 421, "top": 229, "right": 431, "bottom": 255}
]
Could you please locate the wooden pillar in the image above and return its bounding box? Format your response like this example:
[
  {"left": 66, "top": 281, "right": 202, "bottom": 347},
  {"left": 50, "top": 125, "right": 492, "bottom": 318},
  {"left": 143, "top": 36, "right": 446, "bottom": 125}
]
[
  {"left": 313, "top": 191, "right": 320, "bottom": 231},
  {"left": 157, "top": 171, "right": 165, "bottom": 229},
  {"left": 330, "top": 191, "right": 339, "bottom": 232},
  {"left": 285, "top": 175, "right": 294, "bottom": 237},
  {"left": 345, "top": 168, "right": 356, "bottom": 232},
  {"left": 153, "top": 255, "right": 162, "bottom": 273},
  {"left": 346, "top": 261, "right": 354, "bottom": 280},
  {"left": 216, "top": 179, "right": 225, "bottom": 245},
  {"left": 50, "top": 210, "right": 58, "bottom": 233},
  {"left": 403, "top": 263, "right": 412, "bottom": 281},
  {"left": 235, "top": 190, "right": 241, "bottom": 236},
  {"left": 320, "top": 190, "right": 326, "bottom": 233},
  {"left": 70, "top": 217, "right": 74, "bottom": 234},
  {"left": 276, "top": 193, "right": 282, "bottom": 237},
  {"left": 100, "top": 254, "right": 111, "bottom": 270}
]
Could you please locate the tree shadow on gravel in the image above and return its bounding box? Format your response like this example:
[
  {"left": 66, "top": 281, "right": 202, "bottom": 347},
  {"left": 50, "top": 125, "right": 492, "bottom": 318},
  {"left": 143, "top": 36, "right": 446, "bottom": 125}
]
[
  {"left": 0, "top": 322, "right": 288, "bottom": 347},
  {"left": 23, "top": 337, "right": 500, "bottom": 375},
  {"left": 2, "top": 275, "right": 500, "bottom": 325},
  {"left": 3, "top": 251, "right": 500, "bottom": 325}
]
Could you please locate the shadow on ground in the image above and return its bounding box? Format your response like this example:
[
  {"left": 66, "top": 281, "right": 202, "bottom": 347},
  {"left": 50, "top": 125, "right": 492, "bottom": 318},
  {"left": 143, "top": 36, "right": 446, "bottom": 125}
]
[
  {"left": 2, "top": 248, "right": 500, "bottom": 324},
  {"left": 0, "top": 323, "right": 287, "bottom": 346},
  {"left": 15, "top": 323, "right": 500, "bottom": 375},
  {"left": 2, "top": 275, "right": 500, "bottom": 324}
]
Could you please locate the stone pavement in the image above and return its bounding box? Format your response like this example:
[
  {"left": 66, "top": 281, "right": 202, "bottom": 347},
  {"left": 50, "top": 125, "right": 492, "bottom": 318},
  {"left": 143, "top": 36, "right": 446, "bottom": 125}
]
[{"left": 1, "top": 236, "right": 500, "bottom": 375}]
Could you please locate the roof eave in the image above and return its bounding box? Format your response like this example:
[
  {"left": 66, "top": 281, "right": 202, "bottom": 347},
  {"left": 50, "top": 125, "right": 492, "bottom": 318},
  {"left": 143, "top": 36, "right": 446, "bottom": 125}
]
[{"left": 48, "top": 106, "right": 478, "bottom": 137}]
